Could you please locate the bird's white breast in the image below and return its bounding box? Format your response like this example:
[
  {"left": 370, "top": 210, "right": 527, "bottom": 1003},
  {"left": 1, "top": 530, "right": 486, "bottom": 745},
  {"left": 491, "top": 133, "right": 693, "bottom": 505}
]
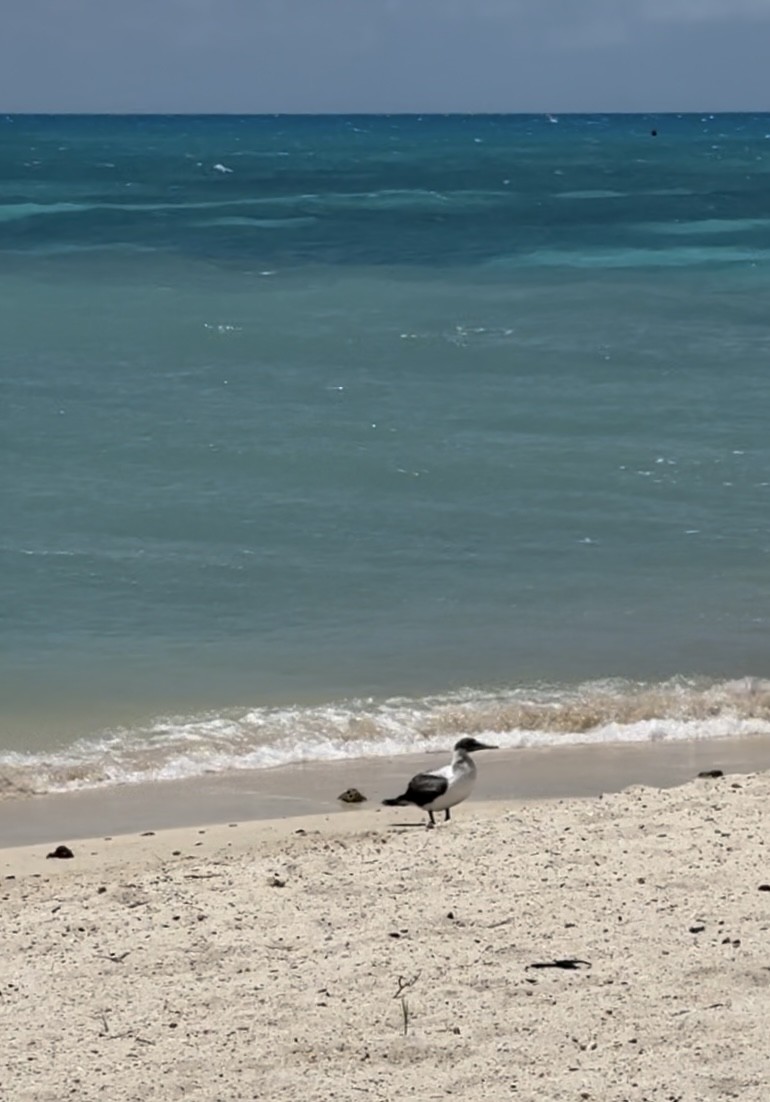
[{"left": 424, "top": 757, "right": 477, "bottom": 811}]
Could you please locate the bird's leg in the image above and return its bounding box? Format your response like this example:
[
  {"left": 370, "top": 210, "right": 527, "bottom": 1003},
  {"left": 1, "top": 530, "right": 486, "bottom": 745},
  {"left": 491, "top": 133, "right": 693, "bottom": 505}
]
[
  {"left": 426, "top": 810, "right": 436, "bottom": 829},
  {"left": 444, "top": 809, "right": 451, "bottom": 822}
]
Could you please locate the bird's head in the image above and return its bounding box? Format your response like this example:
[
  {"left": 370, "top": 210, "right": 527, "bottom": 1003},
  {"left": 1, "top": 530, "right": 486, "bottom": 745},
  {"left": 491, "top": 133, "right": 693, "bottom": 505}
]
[{"left": 453, "top": 737, "right": 498, "bottom": 753}]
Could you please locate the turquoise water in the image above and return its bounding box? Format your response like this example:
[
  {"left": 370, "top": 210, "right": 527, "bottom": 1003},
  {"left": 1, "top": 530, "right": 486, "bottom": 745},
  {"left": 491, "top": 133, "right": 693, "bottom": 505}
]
[{"left": 3, "top": 114, "right": 770, "bottom": 793}]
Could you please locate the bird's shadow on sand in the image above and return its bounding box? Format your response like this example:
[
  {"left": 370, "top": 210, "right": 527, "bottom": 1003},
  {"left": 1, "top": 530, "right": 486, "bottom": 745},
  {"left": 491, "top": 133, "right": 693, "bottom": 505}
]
[{"left": 388, "top": 821, "right": 439, "bottom": 831}]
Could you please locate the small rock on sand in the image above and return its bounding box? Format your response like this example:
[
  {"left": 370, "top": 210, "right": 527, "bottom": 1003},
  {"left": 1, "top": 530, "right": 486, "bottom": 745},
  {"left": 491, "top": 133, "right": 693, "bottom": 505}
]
[
  {"left": 46, "top": 845, "right": 74, "bottom": 860},
  {"left": 338, "top": 788, "right": 367, "bottom": 804}
]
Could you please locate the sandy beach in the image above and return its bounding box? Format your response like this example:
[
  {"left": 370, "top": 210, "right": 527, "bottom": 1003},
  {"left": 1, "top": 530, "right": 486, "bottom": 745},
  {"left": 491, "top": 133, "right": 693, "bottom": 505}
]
[{"left": 3, "top": 759, "right": 769, "bottom": 1101}]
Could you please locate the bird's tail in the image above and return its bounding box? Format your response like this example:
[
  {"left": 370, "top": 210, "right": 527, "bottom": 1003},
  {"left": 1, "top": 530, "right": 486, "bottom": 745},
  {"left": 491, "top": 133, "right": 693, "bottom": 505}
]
[{"left": 382, "top": 795, "right": 410, "bottom": 807}]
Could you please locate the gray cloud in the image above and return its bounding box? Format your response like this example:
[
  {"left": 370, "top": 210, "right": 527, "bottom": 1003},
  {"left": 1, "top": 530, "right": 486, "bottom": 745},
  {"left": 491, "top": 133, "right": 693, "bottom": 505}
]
[{"left": 1, "top": 1, "right": 768, "bottom": 112}]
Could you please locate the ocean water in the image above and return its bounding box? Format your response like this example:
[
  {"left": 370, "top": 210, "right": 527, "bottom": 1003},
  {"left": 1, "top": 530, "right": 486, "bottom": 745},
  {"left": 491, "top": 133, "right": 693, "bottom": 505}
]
[{"left": 3, "top": 113, "right": 770, "bottom": 796}]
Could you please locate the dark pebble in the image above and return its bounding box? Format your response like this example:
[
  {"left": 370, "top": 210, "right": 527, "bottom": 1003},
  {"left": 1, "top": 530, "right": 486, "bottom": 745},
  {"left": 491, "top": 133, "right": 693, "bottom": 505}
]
[
  {"left": 758, "top": 884, "right": 770, "bottom": 892},
  {"left": 689, "top": 925, "right": 706, "bottom": 933},
  {"left": 697, "top": 769, "right": 723, "bottom": 779},
  {"left": 338, "top": 787, "right": 367, "bottom": 803},
  {"left": 46, "top": 845, "right": 74, "bottom": 860}
]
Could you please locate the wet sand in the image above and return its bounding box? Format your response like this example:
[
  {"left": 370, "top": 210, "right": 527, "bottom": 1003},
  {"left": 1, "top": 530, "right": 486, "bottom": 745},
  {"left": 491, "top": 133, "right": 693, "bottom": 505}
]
[{"left": 2, "top": 733, "right": 770, "bottom": 847}]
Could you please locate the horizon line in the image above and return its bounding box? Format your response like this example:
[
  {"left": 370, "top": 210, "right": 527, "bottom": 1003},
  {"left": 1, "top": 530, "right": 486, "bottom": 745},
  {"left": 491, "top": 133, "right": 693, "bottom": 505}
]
[{"left": 3, "top": 109, "right": 769, "bottom": 118}]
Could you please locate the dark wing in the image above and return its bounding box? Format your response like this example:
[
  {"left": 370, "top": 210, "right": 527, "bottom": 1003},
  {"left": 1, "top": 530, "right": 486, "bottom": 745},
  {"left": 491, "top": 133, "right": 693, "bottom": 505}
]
[{"left": 402, "top": 771, "right": 449, "bottom": 808}]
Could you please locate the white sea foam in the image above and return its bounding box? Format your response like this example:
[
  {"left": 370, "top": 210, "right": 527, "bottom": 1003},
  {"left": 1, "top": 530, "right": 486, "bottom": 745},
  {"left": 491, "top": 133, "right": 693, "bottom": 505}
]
[{"left": 2, "top": 678, "right": 770, "bottom": 798}]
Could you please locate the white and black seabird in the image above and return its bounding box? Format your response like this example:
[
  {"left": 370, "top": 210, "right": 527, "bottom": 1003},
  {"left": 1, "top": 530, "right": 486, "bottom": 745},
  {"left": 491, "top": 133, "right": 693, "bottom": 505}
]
[{"left": 382, "top": 737, "right": 497, "bottom": 827}]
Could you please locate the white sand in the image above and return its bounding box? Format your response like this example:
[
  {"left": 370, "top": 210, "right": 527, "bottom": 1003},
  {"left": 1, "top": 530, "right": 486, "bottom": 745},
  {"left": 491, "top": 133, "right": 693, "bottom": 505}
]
[{"left": 3, "top": 771, "right": 769, "bottom": 1101}]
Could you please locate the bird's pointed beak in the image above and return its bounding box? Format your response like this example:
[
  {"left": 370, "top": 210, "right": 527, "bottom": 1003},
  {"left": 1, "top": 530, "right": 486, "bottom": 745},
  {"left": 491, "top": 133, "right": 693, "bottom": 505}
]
[{"left": 476, "top": 742, "right": 498, "bottom": 750}]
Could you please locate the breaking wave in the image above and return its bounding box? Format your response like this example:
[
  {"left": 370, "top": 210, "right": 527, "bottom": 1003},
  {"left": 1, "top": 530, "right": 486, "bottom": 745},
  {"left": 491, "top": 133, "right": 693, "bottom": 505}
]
[{"left": 2, "top": 676, "right": 770, "bottom": 798}]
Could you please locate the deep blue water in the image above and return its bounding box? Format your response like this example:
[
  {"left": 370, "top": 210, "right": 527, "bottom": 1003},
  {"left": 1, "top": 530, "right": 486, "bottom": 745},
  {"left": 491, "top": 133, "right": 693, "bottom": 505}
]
[{"left": 3, "top": 114, "right": 770, "bottom": 793}]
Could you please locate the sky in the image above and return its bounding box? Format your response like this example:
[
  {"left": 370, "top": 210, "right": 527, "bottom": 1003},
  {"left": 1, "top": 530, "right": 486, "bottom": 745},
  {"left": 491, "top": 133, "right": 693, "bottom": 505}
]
[{"left": 1, "top": 0, "right": 769, "bottom": 113}]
